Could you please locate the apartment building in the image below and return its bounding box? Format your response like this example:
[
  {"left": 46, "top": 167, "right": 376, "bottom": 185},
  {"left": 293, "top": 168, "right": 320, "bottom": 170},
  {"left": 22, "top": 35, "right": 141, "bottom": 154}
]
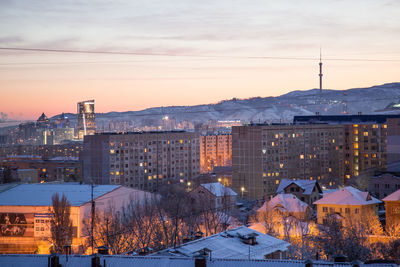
[
  {"left": 200, "top": 134, "right": 232, "bottom": 173},
  {"left": 83, "top": 131, "right": 200, "bottom": 191},
  {"left": 232, "top": 123, "right": 344, "bottom": 199},
  {"left": 294, "top": 115, "right": 400, "bottom": 179}
]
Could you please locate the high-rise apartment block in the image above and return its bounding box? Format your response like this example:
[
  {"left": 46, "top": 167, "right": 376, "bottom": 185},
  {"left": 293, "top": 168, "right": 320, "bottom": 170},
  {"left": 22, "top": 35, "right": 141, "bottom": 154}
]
[
  {"left": 77, "top": 100, "right": 95, "bottom": 139},
  {"left": 83, "top": 131, "right": 200, "bottom": 191},
  {"left": 200, "top": 134, "right": 232, "bottom": 173},
  {"left": 232, "top": 124, "right": 344, "bottom": 199},
  {"left": 232, "top": 115, "right": 400, "bottom": 200}
]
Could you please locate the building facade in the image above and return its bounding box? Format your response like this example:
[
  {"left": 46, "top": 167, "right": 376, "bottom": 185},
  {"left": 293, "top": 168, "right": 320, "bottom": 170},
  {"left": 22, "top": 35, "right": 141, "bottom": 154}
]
[
  {"left": 382, "top": 189, "right": 400, "bottom": 232},
  {"left": 367, "top": 173, "right": 400, "bottom": 200},
  {"left": 200, "top": 134, "right": 232, "bottom": 173},
  {"left": 0, "top": 184, "right": 152, "bottom": 254},
  {"left": 77, "top": 100, "right": 95, "bottom": 139},
  {"left": 83, "top": 131, "right": 200, "bottom": 191},
  {"left": 232, "top": 124, "right": 345, "bottom": 199},
  {"left": 313, "top": 186, "right": 381, "bottom": 225}
]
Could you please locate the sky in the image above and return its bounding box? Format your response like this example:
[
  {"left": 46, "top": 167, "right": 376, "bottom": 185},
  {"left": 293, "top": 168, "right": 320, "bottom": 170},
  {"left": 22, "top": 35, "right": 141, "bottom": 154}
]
[{"left": 0, "top": 0, "right": 399, "bottom": 120}]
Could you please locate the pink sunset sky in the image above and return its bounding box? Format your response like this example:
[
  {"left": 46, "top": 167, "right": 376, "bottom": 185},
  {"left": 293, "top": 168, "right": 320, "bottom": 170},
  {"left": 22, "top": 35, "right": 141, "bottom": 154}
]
[{"left": 0, "top": 0, "right": 399, "bottom": 120}]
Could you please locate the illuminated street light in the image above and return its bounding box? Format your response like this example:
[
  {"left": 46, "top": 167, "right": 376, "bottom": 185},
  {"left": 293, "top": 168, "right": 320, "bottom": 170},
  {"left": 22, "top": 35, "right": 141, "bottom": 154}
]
[{"left": 241, "top": 186, "right": 245, "bottom": 198}]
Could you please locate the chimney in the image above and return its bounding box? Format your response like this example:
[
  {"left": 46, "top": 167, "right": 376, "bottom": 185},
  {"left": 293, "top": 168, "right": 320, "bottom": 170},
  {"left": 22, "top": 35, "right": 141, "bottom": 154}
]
[{"left": 195, "top": 258, "right": 207, "bottom": 267}]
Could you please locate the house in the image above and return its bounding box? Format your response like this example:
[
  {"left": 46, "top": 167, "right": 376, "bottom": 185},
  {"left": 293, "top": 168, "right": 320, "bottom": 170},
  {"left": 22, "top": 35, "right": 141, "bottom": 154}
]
[
  {"left": 382, "top": 189, "right": 400, "bottom": 232},
  {"left": 0, "top": 183, "right": 153, "bottom": 254},
  {"left": 189, "top": 182, "right": 237, "bottom": 210},
  {"left": 313, "top": 186, "right": 381, "bottom": 225},
  {"left": 368, "top": 173, "right": 400, "bottom": 200},
  {"left": 152, "top": 226, "right": 290, "bottom": 260},
  {"left": 276, "top": 179, "right": 322, "bottom": 206},
  {"left": 259, "top": 194, "right": 311, "bottom": 220}
]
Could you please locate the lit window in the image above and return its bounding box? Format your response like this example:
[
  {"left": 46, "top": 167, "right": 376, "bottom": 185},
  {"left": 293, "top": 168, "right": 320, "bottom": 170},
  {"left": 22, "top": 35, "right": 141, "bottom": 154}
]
[
  {"left": 332, "top": 139, "right": 335, "bottom": 143},
  {"left": 354, "top": 129, "right": 359, "bottom": 135},
  {"left": 148, "top": 176, "right": 152, "bottom": 180},
  {"left": 144, "top": 148, "right": 147, "bottom": 153},
  {"left": 383, "top": 124, "right": 387, "bottom": 129},
  {"left": 110, "top": 149, "right": 115, "bottom": 154},
  {"left": 329, "top": 168, "right": 332, "bottom": 172},
  {"left": 353, "top": 124, "right": 359, "bottom": 128},
  {"left": 354, "top": 143, "right": 359, "bottom": 149},
  {"left": 263, "top": 173, "right": 266, "bottom": 177},
  {"left": 139, "top": 163, "right": 143, "bottom": 167},
  {"left": 372, "top": 124, "right": 379, "bottom": 129},
  {"left": 280, "top": 163, "right": 284, "bottom": 168},
  {"left": 275, "top": 172, "right": 279, "bottom": 176},
  {"left": 363, "top": 132, "right": 368, "bottom": 137},
  {"left": 275, "top": 180, "right": 279, "bottom": 184},
  {"left": 275, "top": 134, "right": 279, "bottom": 139},
  {"left": 300, "top": 154, "right": 304, "bottom": 159},
  {"left": 271, "top": 142, "right": 275, "bottom": 147},
  {"left": 180, "top": 139, "right": 183, "bottom": 144},
  {"left": 116, "top": 171, "right": 120, "bottom": 176},
  {"left": 354, "top": 150, "right": 359, "bottom": 156}
]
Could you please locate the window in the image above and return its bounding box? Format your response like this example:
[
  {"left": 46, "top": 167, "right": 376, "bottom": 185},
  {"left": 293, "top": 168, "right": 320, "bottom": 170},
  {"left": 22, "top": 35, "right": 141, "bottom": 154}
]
[
  {"left": 345, "top": 208, "right": 350, "bottom": 214},
  {"left": 322, "top": 207, "right": 328, "bottom": 213},
  {"left": 355, "top": 208, "right": 359, "bottom": 214}
]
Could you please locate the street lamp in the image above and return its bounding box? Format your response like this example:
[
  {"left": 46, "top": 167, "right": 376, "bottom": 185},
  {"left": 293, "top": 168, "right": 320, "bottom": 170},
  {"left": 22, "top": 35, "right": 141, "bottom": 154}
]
[{"left": 241, "top": 186, "right": 245, "bottom": 198}]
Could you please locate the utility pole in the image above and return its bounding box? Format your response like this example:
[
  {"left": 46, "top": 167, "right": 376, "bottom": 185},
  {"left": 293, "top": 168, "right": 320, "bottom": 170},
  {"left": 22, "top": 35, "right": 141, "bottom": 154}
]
[{"left": 91, "top": 181, "right": 95, "bottom": 254}]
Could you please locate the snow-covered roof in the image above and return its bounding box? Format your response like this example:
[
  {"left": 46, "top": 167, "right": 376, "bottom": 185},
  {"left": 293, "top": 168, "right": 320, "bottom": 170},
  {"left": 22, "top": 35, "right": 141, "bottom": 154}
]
[
  {"left": 382, "top": 189, "right": 400, "bottom": 201},
  {"left": 0, "top": 255, "right": 397, "bottom": 267},
  {"left": 276, "top": 179, "right": 319, "bottom": 195},
  {"left": 0, "top": 183, "right": 121, "bottom": 206},
  {"left": 313, "top": 186, "right": 381, "bottom": 206},
  {"left": 200, "top": 183, "right": 237, "bottom": 197},
  {"left": 154, "top": 226, "right": 290, "bottom": 260},
  {"left": 259, "top": 194, "right": 309, "bottom": 214}
]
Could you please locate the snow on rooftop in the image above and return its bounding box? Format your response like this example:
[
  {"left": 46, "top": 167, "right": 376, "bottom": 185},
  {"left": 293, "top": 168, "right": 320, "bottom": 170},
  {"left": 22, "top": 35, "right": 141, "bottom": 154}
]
[
  {"left": 313, "top": 186, "right": 381, "bottom": 206},
  {"left": 49, "top": 156, "right": 79, "bottom": 161},
  {"left": 276, "top": 179, "right": 318, "bottom": 195},
  {"left": 259, "top": 194, "right": 309, "bottom": 214},
  {"left": 0, "top": 255, "right": 397, "bottom": 267},
  {"left": 382, "top": 189, "right": 400, "bottom": 201},
  {"left": 200, "top": 182, "right": 237, "bottom": 197},
  {"left": 0, "top": 183, "right": 121, "bottom": 206},
  {"left": 155, "top": 226, "right": 289, "bottom": 260}
]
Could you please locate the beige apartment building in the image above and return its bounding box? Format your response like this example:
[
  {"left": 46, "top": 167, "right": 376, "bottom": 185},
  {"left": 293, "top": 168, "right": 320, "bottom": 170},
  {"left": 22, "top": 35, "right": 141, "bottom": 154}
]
[
  {"left": 233, "top": 115, "right": 400, "bottom": 200},
  {"left": 83, "top": 131, "right": 200, "bottom": 191},
  {"left": 232, "top": 123, "right": 345, "bottom": 199},
  {"left": 200, "top": 134, "right": 232, "bottom": 173}
]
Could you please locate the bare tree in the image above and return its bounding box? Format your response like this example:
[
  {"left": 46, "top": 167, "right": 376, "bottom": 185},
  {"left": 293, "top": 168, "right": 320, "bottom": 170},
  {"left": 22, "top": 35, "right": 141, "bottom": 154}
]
[{"left": 49, "top": 193, "right": 73, "bottom": 253}]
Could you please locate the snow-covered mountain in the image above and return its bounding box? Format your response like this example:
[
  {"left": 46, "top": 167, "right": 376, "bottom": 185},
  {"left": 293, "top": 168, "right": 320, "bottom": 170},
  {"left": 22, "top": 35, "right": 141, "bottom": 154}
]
[{"left": 54, "top": 82, "right": 400, "bottom": 127}]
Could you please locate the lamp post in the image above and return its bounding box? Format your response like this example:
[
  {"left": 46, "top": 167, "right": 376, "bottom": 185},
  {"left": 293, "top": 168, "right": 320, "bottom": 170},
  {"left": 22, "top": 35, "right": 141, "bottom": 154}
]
[{"left": 241, "top": 186, "right": 245, "bottom": 198}]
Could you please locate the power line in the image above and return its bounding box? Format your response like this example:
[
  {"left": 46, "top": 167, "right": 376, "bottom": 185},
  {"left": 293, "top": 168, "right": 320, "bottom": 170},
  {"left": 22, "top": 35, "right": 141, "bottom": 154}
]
[{"left": 1, "top": 47, "right": 400, "bottom": 62}]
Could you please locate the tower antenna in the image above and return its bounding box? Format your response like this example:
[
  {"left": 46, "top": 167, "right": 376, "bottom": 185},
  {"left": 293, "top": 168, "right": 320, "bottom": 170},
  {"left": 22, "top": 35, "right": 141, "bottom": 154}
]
[{"left": 319, "top": 48, "right": 323, "bottom": 95}]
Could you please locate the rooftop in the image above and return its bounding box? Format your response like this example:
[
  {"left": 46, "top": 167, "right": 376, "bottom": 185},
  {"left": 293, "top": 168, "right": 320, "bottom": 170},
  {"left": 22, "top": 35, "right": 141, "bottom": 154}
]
[
  {"left": 0, "top": 183, "right": 121, "bottom": 206},
  {"left": 313, "top": 186, "right": 381, "bottom": 206},
  {"left": 259, "top": 194, "right": 309, "bottom": 214},
  {"left": 0, "top": 255, "right": 397, "bottom": 267},
  {"left": 294, "top": 114, "right": 400, "bottom": 124},
  {"left": 200, "top": 183, "right": 237, "bottom": 197},
  {"left": 276, "top": 179, "right": 320, "bottom": 195},
  {"left": 382, "top": 189, "right": 400, "bottom": 202},
  {"left": 153, "top": 226, "right": 290, "bottom": 260}
]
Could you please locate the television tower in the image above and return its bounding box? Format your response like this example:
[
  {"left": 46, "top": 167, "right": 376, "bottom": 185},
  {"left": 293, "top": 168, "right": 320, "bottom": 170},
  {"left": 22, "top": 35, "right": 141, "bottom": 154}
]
[{"left": 319, "top": 49, "right": 323, "bottom": 94}]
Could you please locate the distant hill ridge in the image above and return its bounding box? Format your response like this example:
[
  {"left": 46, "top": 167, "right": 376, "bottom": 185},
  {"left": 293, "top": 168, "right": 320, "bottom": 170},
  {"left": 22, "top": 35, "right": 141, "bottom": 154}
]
[{"left": 52, "top": 82, "right": 400, "bottom": 126}]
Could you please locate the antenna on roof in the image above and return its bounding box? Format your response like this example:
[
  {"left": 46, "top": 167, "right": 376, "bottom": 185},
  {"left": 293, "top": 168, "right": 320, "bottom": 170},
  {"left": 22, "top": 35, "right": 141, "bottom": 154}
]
[{"left": 319, "top": 47, "right": 323, "bottom": 95}]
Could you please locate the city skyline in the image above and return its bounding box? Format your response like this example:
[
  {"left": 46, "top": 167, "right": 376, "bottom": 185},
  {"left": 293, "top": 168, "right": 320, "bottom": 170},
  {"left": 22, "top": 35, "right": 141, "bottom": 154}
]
[{"left": 1, "top": 0, "right": 400, "bottom": 120}]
